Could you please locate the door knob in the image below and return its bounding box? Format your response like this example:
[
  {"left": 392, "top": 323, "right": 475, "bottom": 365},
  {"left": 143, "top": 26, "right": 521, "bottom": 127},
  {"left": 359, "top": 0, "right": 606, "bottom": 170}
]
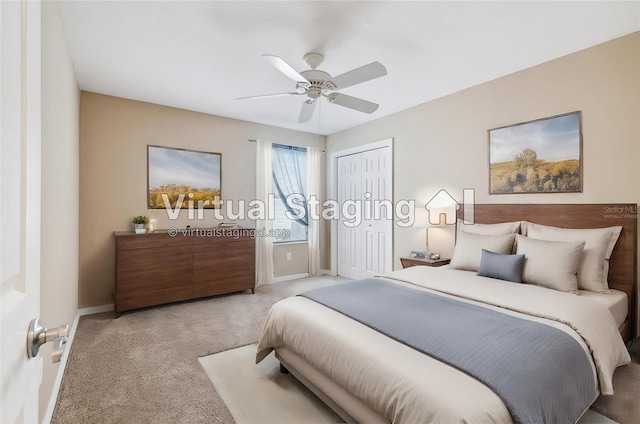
[{"left": 27, "top": 318, "right": 69, "bottom": 359}]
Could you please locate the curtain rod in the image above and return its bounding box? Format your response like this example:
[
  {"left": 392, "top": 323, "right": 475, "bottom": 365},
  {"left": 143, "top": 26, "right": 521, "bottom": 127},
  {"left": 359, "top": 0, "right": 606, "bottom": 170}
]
[{"left": 248, "top": 139, "right": 324, "bottom": 152}]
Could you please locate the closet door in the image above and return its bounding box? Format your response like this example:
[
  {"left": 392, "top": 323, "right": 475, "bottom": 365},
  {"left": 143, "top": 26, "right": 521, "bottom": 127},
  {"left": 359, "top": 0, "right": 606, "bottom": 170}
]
[
  {"left": 362, "top": 147, "right": 392, "bottom": 278},
  {"left": 337, "top": 146, "right": 392, "bottom": 280},
  {"left": 337, "top": 154, "right": 362, "bottom": 280}
]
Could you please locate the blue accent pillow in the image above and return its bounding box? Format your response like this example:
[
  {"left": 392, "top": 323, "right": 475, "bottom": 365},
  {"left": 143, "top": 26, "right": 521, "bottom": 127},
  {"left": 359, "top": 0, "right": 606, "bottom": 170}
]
[{"left": 477, "top": 249, "right": 525, "bottom": 283}]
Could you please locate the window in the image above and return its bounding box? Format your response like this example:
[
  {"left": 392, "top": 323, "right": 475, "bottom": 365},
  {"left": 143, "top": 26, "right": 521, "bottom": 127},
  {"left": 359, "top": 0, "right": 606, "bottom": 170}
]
[{"left": 272, "top": 144, "right": 307, "bottom": 243}]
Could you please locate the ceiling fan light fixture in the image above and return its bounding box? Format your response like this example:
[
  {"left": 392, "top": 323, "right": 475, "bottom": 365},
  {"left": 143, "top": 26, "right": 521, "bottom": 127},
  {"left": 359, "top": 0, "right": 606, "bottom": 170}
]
[{"left": 239, "top": 53, "right": 386, "bottom": 122}]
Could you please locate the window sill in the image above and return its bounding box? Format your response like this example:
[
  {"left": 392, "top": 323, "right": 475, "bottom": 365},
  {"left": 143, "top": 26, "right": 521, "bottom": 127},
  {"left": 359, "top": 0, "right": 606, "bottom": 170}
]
[{"left": 274, "top": 241, "right": 308, "bottom": 246}]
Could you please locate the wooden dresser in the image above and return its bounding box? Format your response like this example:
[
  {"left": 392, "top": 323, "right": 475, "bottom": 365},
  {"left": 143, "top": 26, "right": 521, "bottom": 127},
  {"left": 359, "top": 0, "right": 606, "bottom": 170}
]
[{"left": 114, "top": 228, "right": 255, "bottom": 315}]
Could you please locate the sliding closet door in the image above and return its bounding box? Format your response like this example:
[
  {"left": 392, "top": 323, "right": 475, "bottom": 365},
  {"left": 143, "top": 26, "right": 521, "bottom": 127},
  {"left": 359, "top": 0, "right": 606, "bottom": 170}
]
[{"left": 337, "top": 146, "right": 392, "bottom": 280}]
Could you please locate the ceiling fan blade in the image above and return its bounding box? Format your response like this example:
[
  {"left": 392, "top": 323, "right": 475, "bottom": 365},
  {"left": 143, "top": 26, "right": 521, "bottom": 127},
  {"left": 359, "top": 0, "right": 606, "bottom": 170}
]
[
  {"left": 298, "top": 99, "right": 317, "bottom": 123},
  {"left": 236, "top": 92, "right": 300, "bottom": 100},
  {"left": 327, "top": 93, "right": 379, "bottom": 114},
  {"left": 263, "top": 54, "right": 308, "bottom": 83},
  {"left": 330, "top": 62, "right": 387, "bottom": 90}
]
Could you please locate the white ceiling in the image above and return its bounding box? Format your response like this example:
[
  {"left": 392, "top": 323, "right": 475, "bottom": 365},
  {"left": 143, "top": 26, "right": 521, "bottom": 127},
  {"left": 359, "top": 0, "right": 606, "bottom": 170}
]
[{"left": 58, "top": 1, "right": 640, "bottom": 136}]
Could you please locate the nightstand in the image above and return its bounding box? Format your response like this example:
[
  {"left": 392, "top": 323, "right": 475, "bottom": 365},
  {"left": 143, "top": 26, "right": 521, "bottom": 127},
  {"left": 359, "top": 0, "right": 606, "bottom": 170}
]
[{"left": 400, "top": 257, "right": 450, "bottom": 269}]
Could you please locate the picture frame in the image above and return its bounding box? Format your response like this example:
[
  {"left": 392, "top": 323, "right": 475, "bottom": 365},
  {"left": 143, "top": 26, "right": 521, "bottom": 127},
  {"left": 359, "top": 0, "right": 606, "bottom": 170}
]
[
  {"left": 488, "top": 111, "right": 582, "bottom": 194},
  {"left": 147, "top": 145, "right": 221, "bottom": 209}
]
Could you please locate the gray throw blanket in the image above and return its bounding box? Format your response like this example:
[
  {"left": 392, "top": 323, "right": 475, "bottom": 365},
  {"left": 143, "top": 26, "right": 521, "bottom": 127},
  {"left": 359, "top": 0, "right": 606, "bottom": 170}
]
[{"left": 299, "top": 278, "right": 596, "bottom": 424}]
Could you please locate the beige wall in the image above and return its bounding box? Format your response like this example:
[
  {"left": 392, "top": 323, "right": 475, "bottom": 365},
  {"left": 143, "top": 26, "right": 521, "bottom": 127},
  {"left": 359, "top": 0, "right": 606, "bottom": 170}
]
[
  {"left": 79, "top": 93, "right": 326, "bottom": 307},
  {"left": 40, "top": 1, "right": 80, "bottom": 420},
  {"left": 273, "top": 242, "right": 310, "bottom": 278},
  {"left": 327, "top": 32, "right": 640, "bottom": 268}
]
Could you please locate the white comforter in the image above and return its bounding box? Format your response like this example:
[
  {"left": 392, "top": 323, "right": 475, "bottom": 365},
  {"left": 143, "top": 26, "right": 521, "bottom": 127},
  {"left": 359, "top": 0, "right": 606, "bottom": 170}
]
[{"left": 256, "top": 266, "right": 630, "bottom": 423}]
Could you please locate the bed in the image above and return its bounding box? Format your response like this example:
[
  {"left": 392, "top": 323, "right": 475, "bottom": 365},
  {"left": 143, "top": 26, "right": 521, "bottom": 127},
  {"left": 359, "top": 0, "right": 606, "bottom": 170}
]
[{"left": 256, "top": 204, "right": 637, "bottom": 423}]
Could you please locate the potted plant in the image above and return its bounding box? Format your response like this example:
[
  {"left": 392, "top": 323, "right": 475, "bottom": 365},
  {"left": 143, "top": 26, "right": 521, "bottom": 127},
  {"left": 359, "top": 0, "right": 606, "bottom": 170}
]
[{"left": 132, "top": 216, "right": 150, "bottom": 234}]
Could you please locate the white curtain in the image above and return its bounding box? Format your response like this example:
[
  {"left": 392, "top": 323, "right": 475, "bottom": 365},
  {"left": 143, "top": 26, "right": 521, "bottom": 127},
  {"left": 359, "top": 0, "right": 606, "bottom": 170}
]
[
  {"left": 255, "top": 139, "right": 274, "bottom": 285},
  {"left": 307, "top": 146, "right": 322, "bottom": 276}
]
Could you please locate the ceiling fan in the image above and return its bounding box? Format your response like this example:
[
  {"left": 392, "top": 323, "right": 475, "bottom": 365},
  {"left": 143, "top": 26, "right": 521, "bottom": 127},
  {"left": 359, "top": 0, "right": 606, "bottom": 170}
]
[{"left": 237, "top": 53, "right": 387, "bottom": 123}]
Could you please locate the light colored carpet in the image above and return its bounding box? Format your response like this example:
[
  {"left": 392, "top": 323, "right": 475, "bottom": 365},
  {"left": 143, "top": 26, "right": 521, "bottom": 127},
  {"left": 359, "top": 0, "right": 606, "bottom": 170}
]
[
  {"left": 51, "top": 275, "right": 348, "bottom": 424},
  {"left": 199, "top": 344, "right": 343, "bottom": 424},
  {"left": 198, "top": 344, "right": 621, "bottom": 424}
]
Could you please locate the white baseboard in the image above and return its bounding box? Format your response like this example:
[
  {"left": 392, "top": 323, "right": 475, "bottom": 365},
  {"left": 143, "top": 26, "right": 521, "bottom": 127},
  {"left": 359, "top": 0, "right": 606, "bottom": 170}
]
[
  {"left": 43, "top": 304, "right": 114, "bottom": 424},
  {"left": 273, "top": 273, "right": 310, "bottom": 283},
  {"left": 273, "top": 271, "right": 336, "bottom": 282},
  {"left": 77, "top": 304, "right": 114, "bottom": 316}
]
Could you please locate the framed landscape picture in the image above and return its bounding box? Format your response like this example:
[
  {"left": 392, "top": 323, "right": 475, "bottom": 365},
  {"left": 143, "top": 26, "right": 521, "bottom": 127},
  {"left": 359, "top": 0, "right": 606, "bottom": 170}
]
[
  {"left": 147, "top": 145, "right": 221, "bottom": 209},
  {"left": 489, "top": 111, "right": 582, "bottom": 194}
]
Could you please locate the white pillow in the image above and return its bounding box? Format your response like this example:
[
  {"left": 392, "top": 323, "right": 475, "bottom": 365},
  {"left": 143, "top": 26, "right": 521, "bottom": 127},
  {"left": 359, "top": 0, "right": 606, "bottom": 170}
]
[
  {"left": 521, "top": 222, "right": 622, "bottom": 292},
  {"left": 516, "top": 235, "right": 585, "bottom": 293},
  {"left": 457, "top": 219, "right": 521, "bottom": 236},
  {"left": 450, "top": 231, "right": 516, "bottom": 272}
]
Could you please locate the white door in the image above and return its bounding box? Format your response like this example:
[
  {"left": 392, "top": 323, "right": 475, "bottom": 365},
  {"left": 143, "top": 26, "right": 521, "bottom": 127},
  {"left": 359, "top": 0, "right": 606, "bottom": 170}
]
[
  {"left": 1, "top": 1, "right": 43, "bottom": 422},
  {"left": 337, "top": 154, "right": 362, "bottom": 280},
  {"left": 361, "top": 148, "right": 392, "bottom": 278},
  {"left": 337, "top": 146, "right": 392, "bottom": 280}
]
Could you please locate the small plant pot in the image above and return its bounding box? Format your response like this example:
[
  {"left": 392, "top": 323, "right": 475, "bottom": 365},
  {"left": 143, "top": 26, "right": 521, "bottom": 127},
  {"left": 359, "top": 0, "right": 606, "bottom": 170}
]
[{"left": 134, "top": 223, "right": 147, "bottom": 234}]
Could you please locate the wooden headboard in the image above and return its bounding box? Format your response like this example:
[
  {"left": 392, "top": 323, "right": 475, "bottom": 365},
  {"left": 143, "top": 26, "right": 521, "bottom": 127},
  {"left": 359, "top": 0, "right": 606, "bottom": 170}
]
[{"left": 457, "top": 204, "right": 637, "bottom": 342}]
